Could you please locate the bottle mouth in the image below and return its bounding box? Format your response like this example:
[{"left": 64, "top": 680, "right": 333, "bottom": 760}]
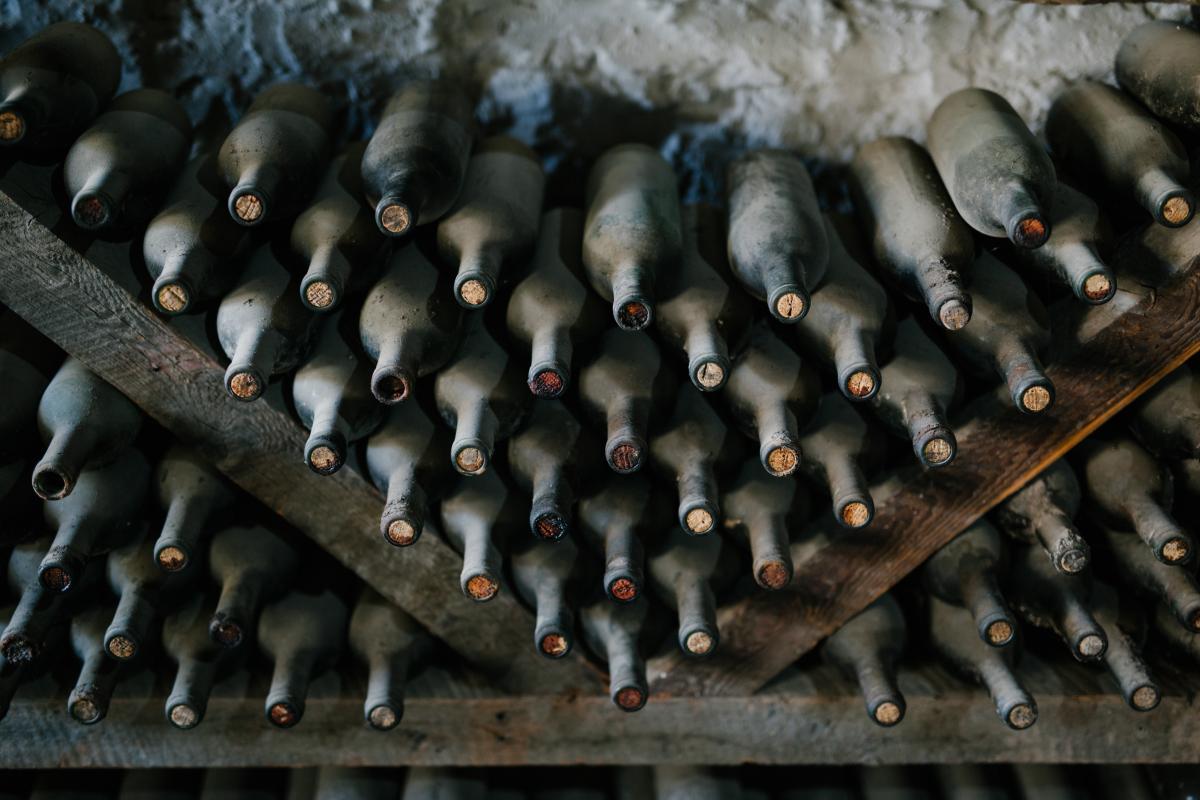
[
  {"left": 367, "top": 703, "right": 400, "bottom": 731},
  {"left": 1005, "top": 702, "right": 1037, "bottom": 730},
  {"left": 1015, "top": 380, "right": 1054, "bottom": 415},
  {"left": 613, "top": 685, "right": 647, "bottom": 712},
  {"left": 1160, "top": 536, "right": 1192, "bottom": 564},
  {"left": 915, "top": 429, "right": 957, "bottom": 468},
  {"left": 527, "top": 362, "right": 568, "bottom": 398},
  {"left": 1130, "top": 684, "right": 1161, "bottom": 712},
  {"left": 382, "top": 515, "right": 421, "bottom": 547},
  {"left": 155, "top": 543, "right": 189, "bottom": 572},
  {"left": 305, "top": 434, "right": 347, "bottom": 476},
  {"left": 208, "top": 614, "right": 244, "bottom": 648},
  {"left": 613, "top": 296, "right": 652, "bottom": 331},
  {"left": 768, "top": 283, "right": 809, "bottom": 323},
  {"left": 981, "top": 616, "right": 1015, "bottom": 647},
  {"left": 679, "top": 500, "right": 718, "bottom": 534},
  {"left": 1057, "top": 547, "right": 1088, "bottom": 575},
  {"left": 71, "top": 190, "right": 115, "bottom": 230},
  {"left": 838, "top": 499, "right": 873, "bottom": 529},
  {"left": 105, "top": 632, "right": 138, "bottom": 660},
  {"left": 69, "top": 695, "right": 104, "bottom": 725},
  {"left": 32, "top": 464, "right": 72, "bottom": 500},
  {"left": 841, "top": 366, "right": 880, "bottom": 401},
  {"left": 225, "top": 365, "right": 265, "bottom": 402},
  {"left": 605, "top": 436, "right": 645, "bottom": 474},
  {"left": 153, "top": 278, "right": 192, "bottom": 315},
  {"left": 531, "top": 508, "right": 569, "bottom": 541},
  {"left": 680, "top": 626, "right": 718, "bottom": 657},
  {"left": 301, "top": 277, "right": 338, "bottom": 311},
  {"left": 1074, "top": 632, "right": 1106, "bottom": 661},
  {"left": 537, "top": 629, "right": 572, "bottom": 659},
  {"left": 370, "top": 365, "right": 413, "bottom": 405},
  {"left": 755, "top": 559, "right": 792, "bottom": 591},
  {"left": 871, "top": 699, "right": 905, "bottom": 727},
  {"left": 267, "top": 700, "right": 302, "bottom": 728},
  {"left": 38, "top": 558, "right": 76, "bottom": 592},
  {"left": 168, "top": 702, "right": 202, "bottom": 729},
  {"left": 936, "top": 298, "right": 972, "bottom": 331},
  {"left": 229, "top": 187, "right": 268, "bottom": 226},
  {"left": 760, "top": 441, "right": 800, "bottom": 477},
  {"left": 375, "top": 197, "right": 413, "bottom": 236},
  {"left": 688, "top": 354, "right": 729, "bottom": 392},
  {"left": 606, "top": 575, "right": 640, "bottom": 602},
  {"left": 1006, "top": 210, "right": 1050, "bottom": 249},
  {"left": 452, "top": 439, "right": 489, "bottom": 475},
  {"left": 1078, "top": 270, "right": 1115, "bottom": 305},
  {"left": 0, "top": 109, "right": 26, "bottom": 143},
  {"left": 1156, "top": 189, "right": 1195, "bottom": 228},
  {"left": 454, "top": 272, "right": 494, "bottom": 308},
  {"left": 464, "top": 573, "right": 499, "bottom": 602}
]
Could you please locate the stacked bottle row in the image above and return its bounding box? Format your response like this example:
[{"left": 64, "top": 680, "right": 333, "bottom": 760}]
[{"left": 0, "top": 763, "right": 1187, "bottom": 799}]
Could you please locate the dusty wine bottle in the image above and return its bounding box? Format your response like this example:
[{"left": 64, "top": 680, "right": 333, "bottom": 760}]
[
  {"left": 922, "top": 520, "right": 1017, "bottom": 647},
  {"left": 292, "top": 312, "right": 385, "bottom": 475},
  {"left": 655, "top": 204, "right": 750, "bottom": 392},
  {"left": 291, "top": 142, "right": 385, "bottom": 312},
  {"left": 992, "top": 460, "right": 1090, "bottom": 576},
  {"left": 143, "top": 153, "right": 255, "bottom": 315},
  {"left": 162, "top": 594, "right": 238, "bottom": 729},
  {"left": 928, "top": 594, "right": 1037, "bottom": 731},
  {"left": 723, "top": 322, "right": 820, "bottom": 478},
  {"left": 258, "top": 589, "right": 348, "bottom": 728},
  {"left": 1096, "top": 523, "right": 1200, "bottom": 634},
  {"left": 650, "top": 388, "right": 729, "bottom": 534},
  {"left": 867, "top": 318, "right": 960, "bottom": 468},
  {"left": 1008, "top": 543, "right": 1107, "bottom": 662},
  {"left": 1005, "top": 183, "right": 1115, "bottom": 305},
  {"left": 0, "top": 22, "right": 120, "bottom": 153},
  {"left": 437, "top": 136, "right": 545, "bottom": 308},
  {"left": 578, "top": 476, "right": 649, "bottom": 603},
  {"left": 218, "top": 83, "right": 334, "bottom": 226},
  {"left": 1046, "top": 80, "right": 1194, "bottom": 229},
  {"left": 1116, "top": 21, "right": 1200, "bottom": 130},
  {"left": 725, "top": 150, "right": 829, "bottom": 323},
  {"left": 582, "top": 143, "right": 682, "bottom": 331},
  {"left": 38, "top": 448, "right": 148, "bottom": 592},
  {"left": 64, "top": 88, "right": 192, "bottom": 231},
  {"left": 1131, "top": 365, "right": 1200, "bottom": 459},
  {"left": 359, "top": 237, "right": 463, "bottom": 404},
  {"left": 820, "top": 594, "right": 907, "bottom": 727},
  {"left": 208, "top": 525, "right": 300, "bottom": 648},
  {"left": 1, "top": 537, "right": 97, "bottom": 664},
  {"left": 361, "top": 81, "right": 474, "bottom": 236},
  {"left": 365, "top": 400, "right": 451, "bottom": 547},
  {"left": 798, "top": 393, "right": 878, "bottom": 529},
  {"left": 103, "top": 530, "right": 193, "bottom": 661},
  {"left": 580, "top": 596, "right": 649, "bottom": 712},
  {"left": 926, "top": 88, "right": 1055, "bottom": 248},
  {"left": 348, "top": 587, "right": 432, "bottom": 731},
  {"left": 439, "top": 471, "right": 513, "bottom": 602},
  {"left": 647, "top": 520, "right": 727, "bottom": 657},
  {"left": 945, "top": 251, "right": 1054, "bottom": 415},
  {"left": 152, "top": 445, "right": 236, "bottom": 573},
  {"left": 506, "top": 208, "right": 606, "bottom": 398},
  {"left": 578, "top": 329, "right": 670, "bottom": 474},
  {"left": 721, "top": 457, "right": 809, "bottom": 590},
  {"left": 32, "top": 357, "right": 142, "bottom": 501},
  {"left": 434, "top": 313, "right": 530, "bottom": 476},
  {"left": 507, "top": 400, "right": 582, "bottom": 540},
  {"left": 512, "top": 536, "right": 578, "bottom": 658},
  {"left": 1090, "top": 581, "right": 1159, "bottom": 713},
  {"left": 849, "top": 136, "right": 975, "bottom": 331},
  {"left": 66, "top": 605, "right": 123, "bottom": 725},
  {"left": 1078, "top": 435, "right": 1192, "bottom": 564}
]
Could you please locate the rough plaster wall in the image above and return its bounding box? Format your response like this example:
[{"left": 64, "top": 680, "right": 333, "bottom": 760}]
[{"left": 0, "top": 0, "right": 1182, "bottom": 200}]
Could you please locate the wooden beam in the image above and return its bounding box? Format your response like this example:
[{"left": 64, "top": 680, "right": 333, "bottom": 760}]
[
  {"left": 649, "top": 224, "right": 1200, "bottom": 697},
  {"left": 0, "top": 178, "right": 602, "bottom": 696}
]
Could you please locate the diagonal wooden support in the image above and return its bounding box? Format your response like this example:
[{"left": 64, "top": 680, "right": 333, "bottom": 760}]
[{"left": 0, "top": 183, "right": 603, "bottom": 696}]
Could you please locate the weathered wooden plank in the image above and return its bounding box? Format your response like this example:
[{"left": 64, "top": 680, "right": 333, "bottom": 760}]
[
  {"left": 648, "top": 225, "right": 1200, "bottom": 698},
  {"left": 0, "top": 185, "right": 602, "bottom": 696}
]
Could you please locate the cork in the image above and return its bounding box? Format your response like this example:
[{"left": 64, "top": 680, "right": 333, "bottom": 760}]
[
  {"left": 986, "top": 619, "right": 1014, "bottom": 646},
  {"left": 685, "top": 630, "right": 715, "bottom": 655},
  {"left": 1007, "top": 703, "right": 1036, "bottom": 729},
  {"left": 757, "top": 561, "right": 790, "bottom": 591},
  {"left": 1163, "top": 196, "right": 1192, "bottom": 226},
  {"left": 1077, "top": 633, "right": 1105, "bottom": 659},
  {"left": 615, "top": 687, "right": 645, "bottom": 711},
  {"left": 40, "top": 567, "right": 70, "bottom": 592},
  {"left": 1083, "top": 274, "right": 1112, "bottom": 302},
  {"left": 765, "top": 446, "right": 798, "bottom": 476},
  {"left": 234, "top": 193, "right": 264, "bottom": 223},
  {"left": 685, "top": 508, "right": 714, "bottom": 534},
  {"left": 617, "top": 301, "right": 650, "bottom": 330},
  {"left": 1014, "top": 217, "right": 1048, "bottom": 248},
  {"left": 609, "top": 578, "right": 638, "bottom": 602},
  {"left": 156, "top": 283, "right": 189, "bottom": 313},
  {"left": 455, "top": 447, "right": 486, "bottom": 474},
  {"left": 70, "top": 697, "right": 101, "bottom": 724},
  {"left": 846, "top": 371, "right": 876, "bottom": 399},
  {"left": 609, "top": 443, "right": 642, "bottom": 473},
  {"left": 269, "top": 702, "right": 299, "bottom": 727},
  {"left": 529, "top": 369, "right": 565, "bottom": 398},
  {"left": 466, "top": 574, "right": 498, "bottom": 601},
  {"left": 458, "top": 279, "right": 488, "bottom": 306},
  {"left": 308, "top": 446, "right": 340, "bottom": 473},
  {"left": 1131, "top": 685, "right": 1160, "bottom": 712},
  {"left": 873, "top": 701, "right": 902, "bottom": 726},
  {"left": 774, "top": 292, "right": 805, "bottom": 319},
  {"left": 1021, "top": 386, "right": 1052, "bottom": 413},
  {"left": 169, "top": 703, "right": 199, "bottom": 729},
  {"left": 106, "top": 636, "right": 136, "bottom": 660},
  {"left": 841, "top": 501, "right": 870, "bottom": 529},
  {"left": 938, "top": 299, "right": 970, "bottom": 331},
  {"left": 386, "top": 519, "right": 417, "bottom": 547},
  {"left": 540, "top": 633, "right": 569, "bottom": 657},
  {"left": 380, "top": 204, "right": 412, "bottom": 235},
  {"left": 229, "top": 372, "right": 261, "bottom": 401},
  {"left": 304, "top": 281, "right": 335, "bottom": 309},
  {"left": 368, "top": 705, "right": 398, "bottom": 730},
  {"left": 694, "top": 362, "right": 725, "bottom": 390},
  {"left": 0, "top": 110, "right": 24, "bottom": 141},
  {"left": 1162, "top": 538, "right": 1190, "bottom": 563},
  {"left": 923, "top": 437, "right": 954, "bottom": 466}
]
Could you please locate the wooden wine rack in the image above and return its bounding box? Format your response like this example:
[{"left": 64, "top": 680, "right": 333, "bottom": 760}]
[{"left": 1, "top": 158, "right": 1200, "bottom": 765}]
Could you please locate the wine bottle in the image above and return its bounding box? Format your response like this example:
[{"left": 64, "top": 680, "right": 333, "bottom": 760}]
[
  {"left": 347, "top": 587, "right": 431, "bottom": 731},
  {"left": 437, "top": 136, "right": 545, "bottom": 308},
  {"left": 1046, "top": 80, "right": 1194, "bottom": 229},
  {"left": 365, "top": 399, "right": 451, "bottom": 547},
  {"left": 928, "top": 594, "right": 1037, "bottom": 730},
  {"left": 723, "top": 322, "right": 820, "bottom": 478},
  {"left": 103, "top": 530, "right": 193, "bottom": 661},
  {"left": 218, "top": 83, "right": 334, "bottom": 226},
  {"left": 1008, "top": 543, "right": 1107, "bottom": 662},
  {"left": 926, "top": 88, "right": 1055, "bottom": 248},
  {"left": 794, "top": 218, "right": 890, "bottom": 400},
  {"left": 32, "top": 357, "right": 142, "bottom": 501},
  {"left": 991, "top": 460, "right": 1090, "bottom": 575},
  {"left": 1005, "top": 183, "right": 1116, "bottom": 305},
  {"left": 580, "top": 596, "right": 648, "bottom": 711},
  {"left": 798, "top": 393, "right": 878, "bottom": 529},
  {"left": 361, "top": 81, "right": 474, "bottom": 236},
  {"left": 1153, "top": 599, "right": 1200, "bottom": 669},
  {"left": 0, "top": 22, "right": 120, "bottom": 154},
  {"left": 258, "top": 589, "right": 348, "bottom": 728},
  {"left": 1078, "top": 435, "right": 1192, "bottom": 564},
  {"left": 505, "top": 208, "right": 606, "bottom": 398},
  {"left": 359, "top": 237, "right": 462, "bottom": 404},
  {"left": 292, "top": 312, "right": 385, "bottom": 475},
  {"left": 1095, "top": 523, "right": 1200, "bottom": 634},
  {"left": 508, "top": 400, "right": 581, "bottom": 541},
  {"left": 162, "top": 594, "right": 238, "bottom": 729},
  {"left": 439, "top": 471, "right": 513, "bottom": 602},
  {"left": 1131, "top": 365, "right": 1200, "bottom": 459},
  {"left": 64, "top": 89, "right": 192, "bottom": 231},
  {"left": 650, "top": 388, "right": 728, "bottom": 534},
  {"left": 152, "top": 445, "right": 236, "bottom": 573},
  {"left": 143, "top": 153, "right": 254, "bottom": 315},
  {"left": 433, "top": 313, "right": 530, "bottom": 476},
  {"left": 38, "top": 448, "right": 148, "bottom": 592},
  {"left": 866, "top": 318, "right": 959, "bottom": 468},
  {"left": 66, "top": 605, "right": 123, "bottom": 724},
  {"left": 578, "top": 476, "right": 648, "bottom": 603},
  {"left": 579, "top": 329, "right": 670, "bottom": 474},
  {"left": 291, "top": 142, "right": 385, "bottom": 312},
  {"left": 0, "top": 609, "right": 25, "bottom": 724},
  {"left": 1116, "top": 21, "right": 1200, "bottom": 130},
  {"left": 820, "top": 594, "right": 906, "bottom": 727},
  {"left": 582, "top": 143, "right": 682, "bottom": 331},
  {"left": 207, "top": 525, "right": 299, "bottom": 648},
  {"left": 721, "top": 457, "right": 809, "bottom": 590},
  {"left": 656, "top": 204, "right": 750, "bottom": 392},
  {"left": 1090, "top": 581, "right": 1160, "bottom": 712},
  {"left": 944, "top": 251, "right": 1054, "bottom": 415},
  {"left": 849, "top": 136, "right": 975, "bottom": 330},
  {"left": 647, "top": 522, "right": 724, "bottom": 656},
  {"left": 725, "top": 150, "right": 829, "bottom": 322},
  {"left": 512, "top": 536, "right": 578, "bottom": 658},
  {"left": 216, "top": 242, "right": 317, "bottom": 402},
  {"left": 922, "top": 520, "right": 1017, "bottom": 647},
  {"left": 1, "top": 537, "right": 97, "bottom": 664}
]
